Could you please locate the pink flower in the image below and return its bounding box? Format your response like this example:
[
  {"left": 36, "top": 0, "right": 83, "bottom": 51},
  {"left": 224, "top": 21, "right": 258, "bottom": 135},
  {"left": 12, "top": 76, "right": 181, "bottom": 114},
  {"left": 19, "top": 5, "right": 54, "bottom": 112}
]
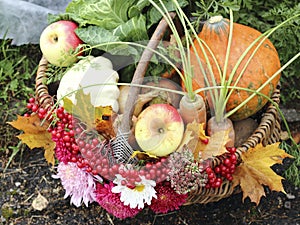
[
  {"left": 149, "top": 182, "right": 188, "bottom": 214},
  {"left": 52, "top": 162, "right": 96, "bottom": 207},
  {"left": 95, "top": 182, "right": 142, "bottom": 219}
]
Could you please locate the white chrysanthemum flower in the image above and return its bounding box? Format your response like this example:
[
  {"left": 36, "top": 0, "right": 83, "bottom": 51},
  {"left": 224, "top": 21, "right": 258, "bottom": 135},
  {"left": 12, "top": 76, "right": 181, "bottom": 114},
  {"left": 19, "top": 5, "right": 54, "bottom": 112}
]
[
  {"left": 52, "top": 162, "right": 96, "bottom": 207},
  {"left": 112, "top": 174, "right": 157, "bottom": 209}
]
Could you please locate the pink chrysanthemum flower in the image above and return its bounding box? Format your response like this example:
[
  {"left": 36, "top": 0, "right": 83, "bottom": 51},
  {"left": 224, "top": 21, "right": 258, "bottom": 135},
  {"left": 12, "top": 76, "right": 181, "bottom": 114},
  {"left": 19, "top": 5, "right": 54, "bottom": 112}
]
[
  {"left": 149, "top": 182, "right": 188, "bottom": 214},
  {"left": 95, "top": 182, "right": 141, "bottom": 219},
  {"left": 52, "top": 162, "right": 96, "bottom": 207}
]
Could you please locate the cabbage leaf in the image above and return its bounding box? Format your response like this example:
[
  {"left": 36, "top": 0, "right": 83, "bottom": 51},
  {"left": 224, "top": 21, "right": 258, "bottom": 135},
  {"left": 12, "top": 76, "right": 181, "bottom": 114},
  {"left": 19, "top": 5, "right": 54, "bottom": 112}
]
[{"left": 62, "top": 0, "right": 188, "bottom": 55}]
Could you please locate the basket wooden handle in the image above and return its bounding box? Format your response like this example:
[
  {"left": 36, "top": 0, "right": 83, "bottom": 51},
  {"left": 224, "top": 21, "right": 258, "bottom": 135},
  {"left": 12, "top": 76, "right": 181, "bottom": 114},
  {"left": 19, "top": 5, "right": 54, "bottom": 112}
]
[
  {"left": 35, "top": 56, "right": 54, "bottom": 111},
  {"left": 119, "top": 12, "right": 176, "bottom": 134}
]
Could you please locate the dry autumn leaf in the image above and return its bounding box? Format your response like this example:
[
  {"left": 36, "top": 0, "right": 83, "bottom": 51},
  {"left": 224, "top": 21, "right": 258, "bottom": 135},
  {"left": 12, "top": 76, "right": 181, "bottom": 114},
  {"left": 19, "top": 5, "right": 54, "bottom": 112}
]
[
  {"left": 8, "top": 114, "right": 56, "bottom": 165},
  {"left": 181, "top": 122, "right": 208, "bottom": 148},
  {"left": 63, "top": 89, "right": 115, "bottom": 138},
  {"left": 95, "top": 105, "right": 115, "bottom": 138},
  {"left": 179, "top": 121, "right": 229, "bottom": 160},
  {"left": 232, "top": 143, "right": 293, "bottom": 205},
  {"left": 201, "top": 130, "right": 229, "bottom": 160},
  {"left": 32, "top": 192, "right": 49, "bottom": 211},
  {"left": 63, "top": 89, "right": 95, "bottom": 128},
  {"left": 177, "top": 125, "right": 195, "bottom": 152},
  {"left": 131, "top": 150, "right": 158, "bottom": 160}
]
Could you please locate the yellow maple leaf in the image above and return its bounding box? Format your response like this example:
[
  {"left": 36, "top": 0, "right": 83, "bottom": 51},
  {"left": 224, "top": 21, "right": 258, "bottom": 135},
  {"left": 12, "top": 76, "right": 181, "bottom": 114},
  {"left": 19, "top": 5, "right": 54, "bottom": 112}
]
[
  {"left": 8, "top": 114, "right": 56, "bottom": 165},
  {"left": 63, "top": 89, "right": 96, "bottom": 128},
  {"left": 232, "top": 142, "right": 293, "bottom": 205},
  {"left": 63, "top": 89, "right": 115, "bottom": 138},
  {"left": 131, "top": 150, "right": 158, "bottom": 159},
  {"left": 186, "top": 122, "right": 209, "bottom": 141}
]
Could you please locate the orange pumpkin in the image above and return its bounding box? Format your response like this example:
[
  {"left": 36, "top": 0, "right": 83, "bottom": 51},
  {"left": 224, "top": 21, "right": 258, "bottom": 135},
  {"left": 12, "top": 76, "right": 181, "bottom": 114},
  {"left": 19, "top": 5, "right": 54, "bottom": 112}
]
[{"left": 190, "top": 15, "right": 281, "bottom": 121}]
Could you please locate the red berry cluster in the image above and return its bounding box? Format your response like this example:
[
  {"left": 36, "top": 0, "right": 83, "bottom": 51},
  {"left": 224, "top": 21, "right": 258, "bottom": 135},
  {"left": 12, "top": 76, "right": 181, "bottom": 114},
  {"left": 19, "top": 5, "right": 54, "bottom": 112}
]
[
  {"left": 80, "top": 138, "right": 170, "bottom": 184},
  {"left": 48, "top": 106, "right": 82, "bottom": 164},
  {"left": 77, "top": 136, "right": 116, "bottom": 179},
  {"left": 25, "top": 98, "right": 89, "bottom": 168},
  {"left": 116, "top": 158, "right": 170, "bottom": 188},
  {"left": 24, "top": 97, "right": 171, "bottom": 187},
  {"left": 140, "top": 158, "right": 170, "bottom": 183},
  {"left": 25, "top": 97, "right": 47, "bottom": 119},
  {"left": 205, "top": 147, "right": 238, "bottom": 189}
]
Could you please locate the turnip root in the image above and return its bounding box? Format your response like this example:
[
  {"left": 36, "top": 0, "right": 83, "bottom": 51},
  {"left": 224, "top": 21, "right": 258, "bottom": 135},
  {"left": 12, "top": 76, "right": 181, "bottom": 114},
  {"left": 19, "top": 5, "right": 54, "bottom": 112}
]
[
  {"left": 207, "top": 116, "right": 235, "bottom": 148},
  {"left": 179, "top": 94, "right": 207, "bottom": 126}
]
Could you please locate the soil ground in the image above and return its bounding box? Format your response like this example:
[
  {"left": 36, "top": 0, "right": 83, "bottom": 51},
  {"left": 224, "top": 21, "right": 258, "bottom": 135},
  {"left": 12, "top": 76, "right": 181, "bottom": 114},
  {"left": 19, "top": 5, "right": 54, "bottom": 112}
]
[{"left": 0, "top": 128, "right": 299, "bottom": 225}]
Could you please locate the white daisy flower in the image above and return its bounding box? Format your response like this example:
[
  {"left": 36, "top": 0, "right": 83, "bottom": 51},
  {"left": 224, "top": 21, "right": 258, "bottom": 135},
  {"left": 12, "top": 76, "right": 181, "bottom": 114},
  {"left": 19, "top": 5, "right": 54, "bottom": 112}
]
[{"left": 112, "top": 174, "right": 157, "bottom": 209}]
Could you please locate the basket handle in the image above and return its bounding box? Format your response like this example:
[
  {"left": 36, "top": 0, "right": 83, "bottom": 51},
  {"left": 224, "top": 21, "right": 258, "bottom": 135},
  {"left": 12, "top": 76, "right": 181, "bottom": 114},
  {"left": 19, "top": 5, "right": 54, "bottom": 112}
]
[
  {"left": 119, "top": 12, "right": 176, "bottom": 133},
  {"left": 35, "top": 56, "right": 54, "bottom": 111}
]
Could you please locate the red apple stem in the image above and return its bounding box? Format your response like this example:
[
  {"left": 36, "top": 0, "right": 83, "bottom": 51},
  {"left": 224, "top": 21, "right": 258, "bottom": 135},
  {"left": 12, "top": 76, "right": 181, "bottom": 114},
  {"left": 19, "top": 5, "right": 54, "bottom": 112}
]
[{"left": 120, "top": 12, "right": 176, "bottom": 134}]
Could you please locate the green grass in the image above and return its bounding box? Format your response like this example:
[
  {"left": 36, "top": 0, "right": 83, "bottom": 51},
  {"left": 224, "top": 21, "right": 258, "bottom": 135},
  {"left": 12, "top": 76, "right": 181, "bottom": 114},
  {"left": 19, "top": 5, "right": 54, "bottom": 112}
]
[
  {"left": 281, "top": 141, "right": 300, "bottom": 186},
  {"left": 0, "top": 38, "right": 41, "bottom": 166}
]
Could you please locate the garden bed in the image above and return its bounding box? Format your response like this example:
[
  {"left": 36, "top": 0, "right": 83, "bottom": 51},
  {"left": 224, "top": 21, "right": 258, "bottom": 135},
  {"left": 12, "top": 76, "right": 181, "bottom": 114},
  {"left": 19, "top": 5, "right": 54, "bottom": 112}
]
[{"left": 0, "top": 146, "right": 299, "bottom": 225}]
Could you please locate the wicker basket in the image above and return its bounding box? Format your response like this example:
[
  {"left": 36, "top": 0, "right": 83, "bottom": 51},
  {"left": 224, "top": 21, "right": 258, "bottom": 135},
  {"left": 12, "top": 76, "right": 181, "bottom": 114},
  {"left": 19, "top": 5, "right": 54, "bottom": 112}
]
[{"left": 34, "top": 15, "right": 282, "bottom": 206}]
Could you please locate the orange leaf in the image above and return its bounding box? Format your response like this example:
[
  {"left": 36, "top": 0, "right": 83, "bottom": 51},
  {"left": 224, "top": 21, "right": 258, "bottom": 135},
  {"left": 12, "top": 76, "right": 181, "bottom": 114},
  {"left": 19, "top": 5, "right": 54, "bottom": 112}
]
[
  {"left": 8, "top": 114, "right": 56, "bottom": 165},
  {"left": 232, "top": 143, "right": 293, "bottom": 205},
  {"left": 95, "top": 105, "right": 115, "bottom": 138}
]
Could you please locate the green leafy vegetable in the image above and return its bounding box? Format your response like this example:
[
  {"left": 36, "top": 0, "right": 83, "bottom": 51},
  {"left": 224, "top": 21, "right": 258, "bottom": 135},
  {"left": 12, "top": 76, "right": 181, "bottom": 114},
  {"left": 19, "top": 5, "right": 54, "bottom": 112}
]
[
  {"left": 63, "top": 0, "right": 187, "bottom": 52},
  {"left": 113, "top": 15, "right": 147, "bottom": 41},
  {"left": 66, "top": 0, "right": 135, "bottom": 28},
  {"left": 49, "top": 0, "right": 188, "bottom": 79},
  {"left": 75, "top": 26, "right": 137, "bottom": 55}
]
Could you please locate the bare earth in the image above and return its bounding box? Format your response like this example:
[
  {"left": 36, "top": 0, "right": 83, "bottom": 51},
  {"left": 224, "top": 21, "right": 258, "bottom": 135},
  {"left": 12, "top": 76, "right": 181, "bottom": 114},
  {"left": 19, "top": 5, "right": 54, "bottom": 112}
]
[{"left": 0, "top": 140, "right": 299, "bottom": 225}]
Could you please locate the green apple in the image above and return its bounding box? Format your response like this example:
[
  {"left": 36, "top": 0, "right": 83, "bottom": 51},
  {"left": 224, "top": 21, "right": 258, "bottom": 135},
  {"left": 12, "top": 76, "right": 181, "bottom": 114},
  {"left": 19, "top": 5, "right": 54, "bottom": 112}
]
[
  {"left": 39, "top": 20, "right": 83, "bottom": 67},
  {"left": 135, "top": 104, "right": 184, "bottom": 157}
]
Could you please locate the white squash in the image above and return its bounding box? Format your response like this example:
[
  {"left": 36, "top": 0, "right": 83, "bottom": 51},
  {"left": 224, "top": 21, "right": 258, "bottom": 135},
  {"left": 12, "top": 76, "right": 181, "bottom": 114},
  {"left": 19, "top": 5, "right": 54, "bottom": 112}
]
[{"left": 57, "top": 56, "right": 120, "bottom": 112}]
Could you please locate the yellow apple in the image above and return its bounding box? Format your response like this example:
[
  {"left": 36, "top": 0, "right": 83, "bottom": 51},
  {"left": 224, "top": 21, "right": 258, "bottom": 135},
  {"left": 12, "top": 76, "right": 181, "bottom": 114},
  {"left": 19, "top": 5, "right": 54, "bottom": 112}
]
[
  {"left": 39, "top": 20, "right": 83, "bottom": 67},
  {"left": 135, "top": 104, "right": 184, "bottom": 157}
]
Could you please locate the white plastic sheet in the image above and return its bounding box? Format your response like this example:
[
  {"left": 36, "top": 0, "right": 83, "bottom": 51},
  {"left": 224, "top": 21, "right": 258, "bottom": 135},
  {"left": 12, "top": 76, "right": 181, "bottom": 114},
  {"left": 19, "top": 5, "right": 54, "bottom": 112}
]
[{"left": 0, "top": 0, "right": 71, "bottom": 45}]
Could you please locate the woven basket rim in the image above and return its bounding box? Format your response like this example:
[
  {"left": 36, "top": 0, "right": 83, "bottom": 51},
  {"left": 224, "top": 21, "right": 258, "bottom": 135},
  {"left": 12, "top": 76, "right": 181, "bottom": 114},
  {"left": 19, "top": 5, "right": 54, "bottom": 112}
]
[
  {"left": 35, "top": 55, "right": 282, "bottom": 204},
  {"left": 34, "top": 13, "right": 282, "bottom": 204}
]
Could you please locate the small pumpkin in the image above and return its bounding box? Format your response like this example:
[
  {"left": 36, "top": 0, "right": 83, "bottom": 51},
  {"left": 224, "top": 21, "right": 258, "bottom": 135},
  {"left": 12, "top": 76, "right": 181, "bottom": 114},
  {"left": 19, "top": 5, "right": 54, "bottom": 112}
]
[{"left": 191, "top": 15, "right": 281, "bottom": 121}]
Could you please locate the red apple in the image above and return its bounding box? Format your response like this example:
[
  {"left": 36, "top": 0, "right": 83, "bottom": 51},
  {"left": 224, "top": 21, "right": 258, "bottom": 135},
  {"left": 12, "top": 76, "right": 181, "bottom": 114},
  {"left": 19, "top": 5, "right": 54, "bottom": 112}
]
[
  {"left": 134, "top": 104, "right": 184, "bottom": 157},
  {"left": 39, "top": 20, "right": 83, "bottom": 67}
]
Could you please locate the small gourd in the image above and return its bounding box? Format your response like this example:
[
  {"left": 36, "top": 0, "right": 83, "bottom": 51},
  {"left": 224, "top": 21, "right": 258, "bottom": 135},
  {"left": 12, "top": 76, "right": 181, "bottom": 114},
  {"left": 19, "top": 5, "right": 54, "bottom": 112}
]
[
  {"left": 191, "top": 15, "right": 281, "bottom": 121},
  {"left": 57, "top": 56, "right": 120, "bottom": 112}
]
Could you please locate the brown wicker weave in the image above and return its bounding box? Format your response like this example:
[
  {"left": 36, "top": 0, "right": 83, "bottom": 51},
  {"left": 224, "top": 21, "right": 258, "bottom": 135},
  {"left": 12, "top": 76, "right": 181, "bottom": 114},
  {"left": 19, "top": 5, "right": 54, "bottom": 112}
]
[
  {"left": 35, "top": 14, "right": 282, "bottom": 205},
  {"left": 185, "top": 86, "right": 281, "bottom": 204}
]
